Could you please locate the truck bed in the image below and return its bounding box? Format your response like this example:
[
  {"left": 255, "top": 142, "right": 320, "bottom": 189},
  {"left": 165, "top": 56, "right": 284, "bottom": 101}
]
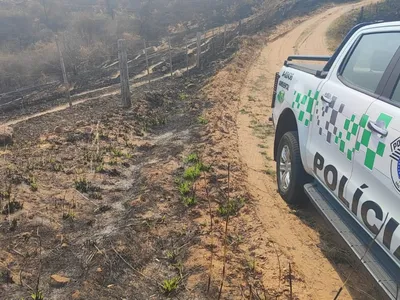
[
  {"left": 285, "top": 62, "right": 325, "bottom": 76},
  {"left": 284, "top": 55, "right": 331, "bottom": 77}
]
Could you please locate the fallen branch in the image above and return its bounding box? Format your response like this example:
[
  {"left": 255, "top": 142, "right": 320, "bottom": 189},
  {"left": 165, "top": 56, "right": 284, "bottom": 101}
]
[{"left": 111, "top": 246, "right": 163, "bottom": 288}]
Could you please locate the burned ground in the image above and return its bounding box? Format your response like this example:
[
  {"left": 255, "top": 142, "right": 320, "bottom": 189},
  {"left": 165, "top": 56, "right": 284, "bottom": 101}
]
[{"left": 0, "top": 39, "right": 280, "bottom": 299}]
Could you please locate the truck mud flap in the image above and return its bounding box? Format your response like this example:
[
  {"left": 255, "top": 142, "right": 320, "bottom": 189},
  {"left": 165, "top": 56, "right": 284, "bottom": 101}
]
[{"left": 304, "top": 182, "right": 400, "bottom": 300}]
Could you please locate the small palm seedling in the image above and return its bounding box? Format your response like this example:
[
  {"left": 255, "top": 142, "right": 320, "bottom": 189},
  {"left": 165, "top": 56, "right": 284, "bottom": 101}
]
[
  {"left": 89, "top": 191, "right": 102, "bottom": 200},
  {"left": 217, "top": 198, "right": 245, "bottom": 217},
  {"left": 29, "top": 176, "right": 38, "bottom": 191},
  {"left": 108, "top": 157, "right": 118, "bottom": 165},
  {"left": 62, "top": 210, "right": 75, "bottom": 220},
  {"left": 74, "top": 177, "right": 89, "bottom": 193},
  {"left": 48, "top": 158, "right": 63, "bottom": 172},
  {"left": 185, "top": 153, "right": 199, "bottom": 164},
  {"left": 166, "top": 249, "right": 178, "bottom": 264},
  {"left": 183, "top": 161, "right": 211, "bottom": 181},
  {"left": 95, "top": 163, "right": 105, "bottom": 173},
  {"left": 161, "top": 277, "right": 180, "bottom": 294},
  {"left": 183, "top": 164, "right": 201, "bottom": 181},
  {"left": 178, "top": 181, "right": 191, "bottom": 195},
  {"left": 198, "top": 116, "right": 208, "bottom": 125},
  {"left": 31, "top": 290, "right": 44, "bottom": 300},
  {"left": 111, "top": 148, "right": 124, "bottom": 157},
  {"left": 179, "top": 92, "right": 188, "bottom": 101},
  {"left": 182, "top": 196, "right": 197, "bottom": 207},
  {"left": 246, "top": 257, "right": 256, "bottom": 273}
]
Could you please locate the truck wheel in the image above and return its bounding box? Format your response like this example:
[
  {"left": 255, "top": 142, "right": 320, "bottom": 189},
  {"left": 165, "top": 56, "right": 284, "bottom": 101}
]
[{"left": 276, "top": 131, "right": 308, "bottom": 205}]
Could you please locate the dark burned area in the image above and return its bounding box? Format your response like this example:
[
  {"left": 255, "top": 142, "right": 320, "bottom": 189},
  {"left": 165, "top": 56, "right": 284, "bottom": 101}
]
[{"left": 0, "top": 64, "right": 223, "bottom": 299}]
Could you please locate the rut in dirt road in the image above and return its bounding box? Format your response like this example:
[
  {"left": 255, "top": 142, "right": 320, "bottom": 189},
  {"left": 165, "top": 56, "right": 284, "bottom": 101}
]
[{"left": 237, "top": 0, "right": 383, "bottom": 299}]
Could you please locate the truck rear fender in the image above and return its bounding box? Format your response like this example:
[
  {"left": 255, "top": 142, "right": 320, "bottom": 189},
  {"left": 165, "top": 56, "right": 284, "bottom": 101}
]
[{"left": 274, "top": 108, "right": 297, "bottom": 161}]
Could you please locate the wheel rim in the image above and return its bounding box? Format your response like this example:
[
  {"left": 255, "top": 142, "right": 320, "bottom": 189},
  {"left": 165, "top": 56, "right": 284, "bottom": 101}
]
[{"left": 279, "top": 145, "right": 292, "bottom": 193}]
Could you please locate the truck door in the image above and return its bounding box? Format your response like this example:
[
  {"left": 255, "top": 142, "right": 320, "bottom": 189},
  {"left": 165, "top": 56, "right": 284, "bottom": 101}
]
[
  {"left": 350, "top": 40, "right": 400, "bottom": 266},
  {"left": 306, "top": 31, "right": 399, "bottom": 205}
]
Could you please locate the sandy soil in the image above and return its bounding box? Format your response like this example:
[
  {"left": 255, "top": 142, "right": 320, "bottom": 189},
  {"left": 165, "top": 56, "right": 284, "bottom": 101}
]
[{"left": 237, "top": 0, "right": 383, "bottom": 299}]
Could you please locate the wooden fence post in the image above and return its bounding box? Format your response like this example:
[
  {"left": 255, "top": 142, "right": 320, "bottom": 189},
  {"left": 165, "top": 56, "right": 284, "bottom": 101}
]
[
  {"left": 143, "top": 40, "right": 150, "bottom": 83},
  {"left": 223, "top": 24, "right": 227, "bottom": 50},
  {"left": 55, "top": 36, "right": 71, "bottom": 108},
  {"left": 212, "top": 28, "right": 216, "bottom": 55},
  {"left": 359, "top": 6, "right": 364, "bottom": 22},
  {"left": 118, "top": 39, "right": 132, "bottom": 108},
  {"left": 196, "top": 32, "right": 201, "bottom": 69},
  {"left": 168, "top": 36, "right": 173, "bottom": 77},
  {"left": 185, "top": 37, "right": 189, "bottom": 72}
]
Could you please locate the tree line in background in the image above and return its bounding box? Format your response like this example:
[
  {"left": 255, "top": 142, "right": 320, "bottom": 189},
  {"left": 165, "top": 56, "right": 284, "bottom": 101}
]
[
  {"left": 0, "top": 0, "right": 365, "bottom": 94},
  {"left": 0, "top": 0, "right": 266, "bottom": 93}
]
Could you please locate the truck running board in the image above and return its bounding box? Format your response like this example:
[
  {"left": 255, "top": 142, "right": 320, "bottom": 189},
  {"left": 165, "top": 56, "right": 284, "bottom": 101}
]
[{"left": 304, "top": 182, "right": 400, "bottom": 300}]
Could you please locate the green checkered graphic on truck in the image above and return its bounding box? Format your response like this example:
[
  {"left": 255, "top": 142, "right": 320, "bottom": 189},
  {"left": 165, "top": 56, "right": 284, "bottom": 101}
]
[
  {"left": 334, "top": 112, "right": 392, "bottom": 170},
  {"left": 291, "top": 90, "right": 319, "bottom": 127},
  {"left": 292, "top": 89, "right": 392, "bottom": 171},
  {"left": 355, "top": 113, "right": 392, "bottom": 170}
]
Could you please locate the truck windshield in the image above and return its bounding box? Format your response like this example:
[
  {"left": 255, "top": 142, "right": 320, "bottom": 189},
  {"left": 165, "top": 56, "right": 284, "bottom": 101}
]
[{"left": 341, "top": 32, "right": 400, "bottom": 94}]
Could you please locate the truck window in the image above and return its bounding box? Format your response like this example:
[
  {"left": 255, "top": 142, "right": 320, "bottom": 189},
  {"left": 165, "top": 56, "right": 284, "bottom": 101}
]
[
  {"left": 392, "top": 79, "right": 400, "bottom": 103},
  {"left": 341, "top": 32, "right": 400, "bottom": 94}
]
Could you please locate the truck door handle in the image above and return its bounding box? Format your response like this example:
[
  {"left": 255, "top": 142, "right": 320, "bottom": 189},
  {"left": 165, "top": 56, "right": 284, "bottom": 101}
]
[
  {"left": 321, "top": 95, "right": 332, "bottom": 104},
  {"left": 368, "top": 121, "right": 388, "bottom": 137}
]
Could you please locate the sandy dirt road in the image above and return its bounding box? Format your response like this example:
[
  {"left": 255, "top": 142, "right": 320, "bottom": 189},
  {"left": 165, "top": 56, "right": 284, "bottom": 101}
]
[{"left": 237, "top": 0, "right": 382, "bottom": 299}]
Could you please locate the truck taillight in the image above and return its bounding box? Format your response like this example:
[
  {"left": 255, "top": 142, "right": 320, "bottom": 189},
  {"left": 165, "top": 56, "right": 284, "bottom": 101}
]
[{"left": 271, "top": 72, "right": 280, "bottom": 108}]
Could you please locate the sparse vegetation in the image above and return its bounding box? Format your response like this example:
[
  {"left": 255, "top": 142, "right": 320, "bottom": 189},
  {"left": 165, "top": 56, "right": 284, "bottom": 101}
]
[
  {"left": 183, "top": 164, "right": 202, "bottom": 181},
  {"left": 218, "top": 198, "right": 245, "bottom": 217},
  {"left": 95, "top": 163, "right": 105, "bottom": 173},
  {"left": 31, "top": 291, "right": 44, "bottom": 300},
  {"left": 248, "top": 95, "right": 256, "bottom": 102},
  {"left": 162, "top": 277, "right": 180, "bottom": 294},
  {"left": 49, "top": 158, "right": 63, "bottom": 172},
  {"left": 246, "top": 256, "right": 256, "bottom": 273},
  {"left": 179, "top": 93, "right": 189, "bottom": 101},
  {"left": 111, "top": 148, "right": 124, "bottom": 158},
  {"left": 74, "top": 177, "right": 98, "bottom": 194},
  {"left": 185, "top": 153, "right": 199, "bottom": 164},
  {"left": 178, "top": 181, "right": 191, "bottom": 195},
  {"left": 62, "top": 211, "right": 75, "bottom": 220},
  {"left": 166, "top": 249, "right": 178, "bottom": 263},
  {"left": 29, "top": 176, "right": 38, "bottom": 191},
  {"left": 265, "top": 168, "right": 276, "bottom": 178},
  {"left": 198, "top": 116, "right": 209, "bottom": 125},
  {"left": 89, "top": 191, "right": 103, "bottom": 200},
  {"left": 182, "top": 195, "right": 197, "bottom": 206},
  {"left": 1, "top": 200, "right": 23, "bottom": 215}
]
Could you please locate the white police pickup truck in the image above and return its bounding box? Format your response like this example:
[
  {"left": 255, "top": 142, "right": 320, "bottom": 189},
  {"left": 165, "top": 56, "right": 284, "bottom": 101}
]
[{"left": 272, "top": 21, "right": 400, "bottom": 298}]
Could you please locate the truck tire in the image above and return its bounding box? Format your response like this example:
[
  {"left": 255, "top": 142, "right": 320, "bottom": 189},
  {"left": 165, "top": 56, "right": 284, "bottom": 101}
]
[{"left": 276, "top": 131, "right": 309, "bottom": 205}]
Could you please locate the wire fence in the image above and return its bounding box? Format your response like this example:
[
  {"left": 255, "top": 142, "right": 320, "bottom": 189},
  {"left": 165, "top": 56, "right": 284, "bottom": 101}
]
[
  {"left": 0, "top": 4, "right": 289, "bottom": 120},
  {"left": 0, "top": 22, "right": 243, "bottom": 115}
]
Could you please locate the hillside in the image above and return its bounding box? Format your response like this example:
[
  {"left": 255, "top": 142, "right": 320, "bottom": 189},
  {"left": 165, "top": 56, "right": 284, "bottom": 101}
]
[
  {"left": 327, "top": 0, "right": 400, "bottom": 50},
  {"left": 0, "top": 0, "right": 355, "bottom": 95}
]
